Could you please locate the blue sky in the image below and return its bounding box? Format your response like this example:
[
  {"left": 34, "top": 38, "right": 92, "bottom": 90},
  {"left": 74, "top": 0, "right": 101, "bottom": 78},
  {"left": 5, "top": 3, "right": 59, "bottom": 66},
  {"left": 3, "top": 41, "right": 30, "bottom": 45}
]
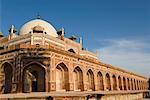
[{"left": 1, "top": 0, "right": 150, "bottom": 77}]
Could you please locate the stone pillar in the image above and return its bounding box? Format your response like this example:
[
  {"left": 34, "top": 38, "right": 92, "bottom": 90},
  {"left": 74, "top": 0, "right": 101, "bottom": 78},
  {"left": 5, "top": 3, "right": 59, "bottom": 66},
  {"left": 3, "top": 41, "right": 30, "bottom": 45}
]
[
  {"left": 68, "top": 67, "right": 74, "bottom": 91},
  {"left": 137, "top": 81, "right": 139, "bottom": 90},
  {"left": 49, "top": 69, "right": 56, "bottom": 91},
  {"left": 110, "top": 73, "right": 113, "bottom": 91},
  {"left": 133, "top": 79, "right": 136, "bottom": 90},
  {"left": 83, "top": 70, "right": 88, "bottom": 91},
  {"left": 121, "top": 77, "right": 124, "bottom": 90},
  {"left": 125, "top": 78, "right": 128, "bottom": 90},
  {"left": 116, "top": 75, "right": 119, "bottom": 91},
  {"left": 103, "top": 72, "right": 107, "bottom": 91},
  {"left": 31, "top": 32, "right": 33, "bottom": 45},
  {"left": 45, "top": 68, "right": 49, "bottom": 92},
  {"left": 17, "top": 56, "right": 23, "bottom": 93},
  {"left": 129, "top": 78, "right": 132, "bottom": 90},
  {"left": 94, "top": 71, "right": 98, "bottom": 91},
  {"left": 49, "top": 57, "right": 56, "bottom": 91}
]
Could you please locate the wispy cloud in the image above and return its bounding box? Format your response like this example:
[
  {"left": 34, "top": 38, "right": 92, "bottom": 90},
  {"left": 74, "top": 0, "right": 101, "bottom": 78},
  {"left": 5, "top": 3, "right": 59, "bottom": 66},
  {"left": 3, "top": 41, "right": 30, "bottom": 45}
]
[{"left": 95, "top": 39, "right": 150, "bottom": 77}]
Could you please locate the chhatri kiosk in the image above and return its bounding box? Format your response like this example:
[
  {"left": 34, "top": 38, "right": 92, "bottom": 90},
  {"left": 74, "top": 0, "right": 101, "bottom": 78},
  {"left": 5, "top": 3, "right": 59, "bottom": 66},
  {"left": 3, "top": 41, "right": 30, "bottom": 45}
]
[{"left": 0, "top": 17, "right": 148, "bottom": 99}]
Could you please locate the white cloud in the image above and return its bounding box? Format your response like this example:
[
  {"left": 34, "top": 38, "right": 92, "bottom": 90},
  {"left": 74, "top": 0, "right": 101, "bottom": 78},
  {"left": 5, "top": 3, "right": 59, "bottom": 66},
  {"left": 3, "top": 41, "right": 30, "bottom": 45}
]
[{"left": 95, "top": 39, "right": 150, "bottom": 77}]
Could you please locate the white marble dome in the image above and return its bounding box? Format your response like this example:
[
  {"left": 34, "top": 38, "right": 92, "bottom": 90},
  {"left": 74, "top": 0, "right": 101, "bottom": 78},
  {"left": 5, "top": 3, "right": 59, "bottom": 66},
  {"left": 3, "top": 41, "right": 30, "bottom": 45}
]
[{"left": 19, "top": 19, "right": 58, "bottom": 37}]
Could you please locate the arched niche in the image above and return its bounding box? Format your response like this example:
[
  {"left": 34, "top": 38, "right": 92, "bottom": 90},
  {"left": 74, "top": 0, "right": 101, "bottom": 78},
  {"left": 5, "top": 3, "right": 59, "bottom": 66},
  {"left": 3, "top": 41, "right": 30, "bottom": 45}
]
[
  {"left": 105, "top": 73, "right": 111, "bottom": 91},
  {"left": 56, "top": 63, "right": 69, "bottom": 91},
  {"left": 118, "top": 76, "right": 122, "bottom": 90},
  {"left": 97, "top": 71, "right": 104, "bottom": 91},
  {"left": 73, "top": 66, "right": 84, "bottom": 91},
  {"left": 87, "top": 69, "right": 95, "bottom": 91},
  {"left": 112, "top": 75, "right": 117, "bottom": 90},
  {"left": 0, "top": 62, "right": 13, "bottom": 93},
  {"left": 23, "top": 63, "right": 46, "bottom": 93}
]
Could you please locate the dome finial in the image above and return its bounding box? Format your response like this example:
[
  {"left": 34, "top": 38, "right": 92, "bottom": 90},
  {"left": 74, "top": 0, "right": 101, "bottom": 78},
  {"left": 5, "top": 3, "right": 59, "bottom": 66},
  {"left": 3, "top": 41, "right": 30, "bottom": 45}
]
[{"left": 37, "top": 12, "right": 41, "bottom": 19}]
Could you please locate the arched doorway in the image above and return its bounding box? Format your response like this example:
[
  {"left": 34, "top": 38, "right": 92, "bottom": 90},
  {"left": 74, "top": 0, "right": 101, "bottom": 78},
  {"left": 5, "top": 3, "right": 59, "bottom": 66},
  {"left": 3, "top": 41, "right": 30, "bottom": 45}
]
[
  {"left": 56, "top": 63, "right": 69, "bottom": 91},
  {"left": 97, "top": 71, "right": 104, "bottom": 90},
  {"left": 87, "top": 69, "right": 95, "bottom": 91},
  {"left": 105, "top": 73, "right": 111, "bottom": 91},
  {"left": 118, "top": 76, "right": 122, "bottom": 90},
  {"left": 0, "top": 63, "right": 13, "bottom": 93},
  {"left": 73, "top": 66, "right": 84, "bottom": 91},
  {"left": 112, "top": 75, "right": 117, "bottom": 90},
  {"left": 123, "top": 77, "right": 127, "bottom": 90},
  {"left": 23, "top": 63, "right": 45, "bottom": 93}
]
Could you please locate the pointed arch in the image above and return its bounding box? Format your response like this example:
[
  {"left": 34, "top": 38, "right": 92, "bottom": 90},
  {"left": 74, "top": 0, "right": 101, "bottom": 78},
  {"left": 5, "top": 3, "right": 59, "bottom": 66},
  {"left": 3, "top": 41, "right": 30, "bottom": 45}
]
[
  {"left": 105, "top": 73, "right": 111, "bottom": 91},
  {"left": 131, "top": 78, "right": 134, "bottom": 90},
  {"left": 123, "top": 77, "right": 127, "bottom": 90},
  {"left": 23, "top": 63, "right": 46, "bottom": 92},
  {"left": 0, "top": 62, "right": 13, "bottom": 93},
  {"left": 118, "top": 76, "right": 122, "bottom": 90},
  {"left": 87, "top": 69, "right": 95, "bottom": 91},
  {"left": 127, "top": 78, "right": 130, "bottom": 90},
  {"left": 73, "top": 66, "right": 84, "bottom": 91},
  {"left": 134, "top": 79, "right": 137, "bottom": 90},
  {"left": 56, "top": 62, "right": 69, "bottom": 91},
  {"left": 97, "top": 71, "right": 104, "bottom": 90},
  {"left": 112, "top": 75, "right": 117, "bottom": 90}
]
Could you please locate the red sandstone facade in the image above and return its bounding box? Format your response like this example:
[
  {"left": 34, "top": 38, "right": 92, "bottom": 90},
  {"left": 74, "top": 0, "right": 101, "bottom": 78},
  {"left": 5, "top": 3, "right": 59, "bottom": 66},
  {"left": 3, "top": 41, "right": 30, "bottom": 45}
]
[{"left": 0, "top": 18, "right": 148, "bottom": 99}]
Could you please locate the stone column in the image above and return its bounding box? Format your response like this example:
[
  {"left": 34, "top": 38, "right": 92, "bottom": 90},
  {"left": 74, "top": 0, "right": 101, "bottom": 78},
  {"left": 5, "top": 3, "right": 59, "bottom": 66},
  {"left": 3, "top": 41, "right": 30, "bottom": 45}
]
[
  {"left": 31, "top": 32, "right": 33, "bottom": 45},
  {"left": 116, "top": 75, "right": 119, "bottom": 91},
  {"left": 110, "top": 73, "right": 113, "bottom": 91},
  {"left": 121, "top": 77, "right": 124, "bottom": 90},
  {"left": 103, "top": 72, "right": 107, "bottom": 91},
  {"left": 94, "top": 71, "right": 98, "bottom": 91},
  {"left": 129, "top": 78, "right": 132, "bottom": 90},
  {"left": 49, "top": 57, "right": 56, "bottom": 91},
  {"left": 45, "top": 68, "right": 49, "bottom": 92},
  {"left": 125, "top": 78, "right": 128, "bottom": 90},
  {"left": 83, "top": 69, "right": 88, "bottom": 91},
  {"left": 68, "top": 66, "right": 74, "bottom": 91},
  {"left": 17, "top": 56, "right": 23, "bottom": 93}
]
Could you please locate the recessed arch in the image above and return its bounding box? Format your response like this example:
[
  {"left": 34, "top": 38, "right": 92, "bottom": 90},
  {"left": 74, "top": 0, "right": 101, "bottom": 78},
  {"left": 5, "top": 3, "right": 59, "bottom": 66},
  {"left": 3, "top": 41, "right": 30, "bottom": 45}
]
[
  {"left": 87, "top": 69, "right": 95, "bottom": 91},
  {"left": 23, "top": 63, "right": 46, "bottom": 93},
  {"left": 118, "top": 76, "right": 122, "bottom": 90},
  {"left": 137, "top": 80, "right": 139, "bottom": 90},
  {"left": 105, "top": 73, "right": 111, "bottom": 91},
  {"left": 56, "top": 63, "right": 69, "bottom": 91},
  {"left": 127, "top": 78, "right": 130, "bottom": 90},
  {"left": 131, "top": 78, "right": 134, "bottom": 90},
  {"left": 134, "top": 79, "right": 136, "bottom": 90},
  {"left": 112, "top": 75, "right": 117, "bottom": 90},
  {"left": 97, "top": 71, "right": 104, "bottom": 90},
  {"left": 123, "top": 77, "right": 127, "bottom": 90},
  {"left": 73, "top": 66, "right": 84, "bottom": 91},
  {"left": 0, "top": 62, "right": 13, "bottom": 93}
]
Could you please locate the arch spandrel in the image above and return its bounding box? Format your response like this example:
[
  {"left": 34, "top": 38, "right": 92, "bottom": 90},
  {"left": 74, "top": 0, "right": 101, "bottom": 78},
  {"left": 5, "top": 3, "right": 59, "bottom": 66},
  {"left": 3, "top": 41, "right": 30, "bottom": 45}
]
[
  {"left": 55, "top": 61, "right": 69, "bottom": 69},
  {"left": 23, "top": 61, "right": 47, "bottom": 70},
  {"left": 72, "top": 65, "right": 84, "bottom": 72}
]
